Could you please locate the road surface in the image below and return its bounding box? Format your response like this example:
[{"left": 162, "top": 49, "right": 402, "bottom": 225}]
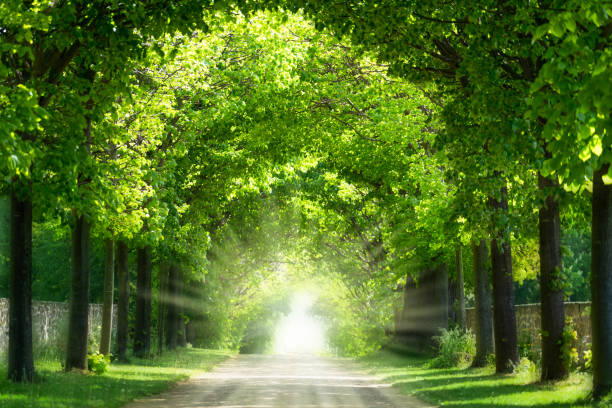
[{"left": 123, "top": 353, "right": 431, "bottom": 408}]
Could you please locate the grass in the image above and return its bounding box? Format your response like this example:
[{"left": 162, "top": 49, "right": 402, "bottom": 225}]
[
  {"left": 0, "top": 348, "right": 233, "bottom": 407},
  {"left": 359, "top": 349, "right": 604, "bottom": 408}
]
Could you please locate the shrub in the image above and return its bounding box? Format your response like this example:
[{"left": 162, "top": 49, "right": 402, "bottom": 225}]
[
  {"left": 512, "top": 357, "right": 538, "bottom": 380},
  {"left": 582, "top": 349, "right": 592, "bottom": 372},
  {"left": 429, "top": 327, "right": 476, "bottom": 368},
  {"left": 560, "top": 317, "right": 579, "bottom": 371},
  {"left": 87, "top": 352, "right": 110, "bottom": 375}
]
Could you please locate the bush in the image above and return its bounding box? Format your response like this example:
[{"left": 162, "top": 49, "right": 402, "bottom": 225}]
[
  {"left": 512, "top": 357, "right": 538, "bottom": 379},
  {"left": 429, "top": 327, "right": 476, "bottom": 368},
  {"left": 560, "top": 318, "right": 579, "bottom": 371},
  {"left": 87, "top": 352, "right": 110, "bottom": 375},
  {"left": 582, "top": 348, "right": 592, "bottom": 372}
]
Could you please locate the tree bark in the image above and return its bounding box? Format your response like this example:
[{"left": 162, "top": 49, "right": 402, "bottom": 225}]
[
  {"left": 116, "top": 240, "right": 130, "bottom": 361},
  {"left": 471, "top": 239, "right": 494, "bottom": 368},
  {"left": 133, "top": 245, "right": 152, "bottom": 357},
  {"left": 592, "top": 164, "right": 612, "bottom": 399},
  {"left": 448, "top": 275, "right": 458, "bottom": 324},
  {"left": 177, "top": 266, "right": 187, "bottom": 348},
  {"left": 8, "top": 181, "right": 34, "bottom": 382},
  {"left": 456, "top": 245, "right": 466, "bottom": 331},
  {"left": 157, "top": 260, "right": 169, "bottom": 354},
  {"left": 165, "top": 264, "right": 178, "bottom": 351},
  {"left": 490, "top": 187, "right": 519, "bottom": 373},
  {"left": 434, "top": 262, "right": 449, "bottom": 333},
  {"left": 99, "top": 239, "right": 115, "bottom": 356},
  {"left": 538, "top": 175, "right": 567, "bottom": 381},
  {"left": 65, "top": 214, "right": 91, "bottom": 371}
]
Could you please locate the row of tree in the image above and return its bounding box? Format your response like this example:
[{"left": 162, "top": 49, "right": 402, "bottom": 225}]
[
  {"left": 283, "top": 0, "right": 610, "bottom": 396},
  {"left": 2, "top": 1, "right": 611, "bottom": 400},
  {"left": 1, "top": 3, "right": 424, "bottom": 381},
  {"left": 1, "top": 2, "right": 305, "bottom": 380}
]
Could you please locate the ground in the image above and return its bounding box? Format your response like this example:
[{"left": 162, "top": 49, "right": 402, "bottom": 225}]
[
  {"left": 0, "top": 348, "right": 232, "bottom": 407},
  {"left": 123, "top": 353, "right": 432, "bottom": 408},
  {"left": 359, "top": 350, "right": 596, "bottom": 408}
]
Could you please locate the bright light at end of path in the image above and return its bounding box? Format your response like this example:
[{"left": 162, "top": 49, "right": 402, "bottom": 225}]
[{"left": 273, "top": 292, "right": 327, "bottom": 354}]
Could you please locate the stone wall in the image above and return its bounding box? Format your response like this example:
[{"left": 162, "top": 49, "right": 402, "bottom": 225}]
[
  {"left": 466, "top": 302, "right": 591, "bottom": 360},
  {"left": 0, "top": 298, "right": 114, "bottom": 355}
]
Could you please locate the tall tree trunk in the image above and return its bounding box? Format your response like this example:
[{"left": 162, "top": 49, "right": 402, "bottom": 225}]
[
  {"left": 99, "top": 239, "right": 115, "bottom": 356},
  {"left": 396, "top": 271, "right": 415, "bottom": 342},
  {"left": 116, "top": 240, "right": 130, "bottom": 361},
  {"left": 133, "top": 245, "right": 152, "bottom": 357},
  {"left": 471, "top": 239, "right": 494, "bottom": 368},
  {"left": 165, "top": 264, "right": 178, "bottom": 351},
  {"left": 177, "top": 266, "right": 187, "bottom": 348},
  {"left": 8, "top": 181, "right": 34, "bottom": 382},
  {"left": 448, "top": 276, "right": 458, "bottom": 324},
  {"left": 592, "top": 164, "right": 612, "bottom": 399},
  {"left": 538, "top": 175, "right": 567, "bottom": 381},
  {"left": 490, "top": 187, "right": 519, "bottom": 373},
  {"left": 434, "top": 262, "right": 449, "bottom": 333},
  {"left": 157, "top": 260, "right": 169, "bottom": 355},
  {"left": 456, "top": 245, "right": 466, "bottom": 331},
  {"left": 65, "top": 214, "right": 91, "bottom": 371}
]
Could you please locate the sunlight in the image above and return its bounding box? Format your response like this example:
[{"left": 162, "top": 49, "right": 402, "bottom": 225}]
[{"left": 273, "top": 292, "right": 327, "bottom": 354}]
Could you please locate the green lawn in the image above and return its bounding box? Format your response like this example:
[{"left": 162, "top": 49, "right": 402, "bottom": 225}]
[
  {"left": 359, "top": 350, "right": 603, "bottom": 408},
  {"left": 0, "top": 348, "right": 232, "bottom": 408}
]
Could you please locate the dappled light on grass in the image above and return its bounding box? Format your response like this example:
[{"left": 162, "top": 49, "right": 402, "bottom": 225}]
[
  {"left": 360, "top": 350, "right": 594, "bottom": 408},
  {"left": 0, "top": 348, "right": 231, "bottom": 408},
  {"left": 273, "top": 291, "right": 327, "bottom": 355}
]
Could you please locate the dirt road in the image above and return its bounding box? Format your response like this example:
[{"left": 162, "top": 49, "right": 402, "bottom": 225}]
[{"left": 123, "top": 353, "right": 431, "bottom": 408}]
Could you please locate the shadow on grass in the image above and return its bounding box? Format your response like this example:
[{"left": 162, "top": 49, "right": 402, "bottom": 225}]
[
  {"left": 361, "top": 350, "right": 594, "bottom": 408},
  {"left": 0, "top": 348, "right": 231, "bottom": 408}
]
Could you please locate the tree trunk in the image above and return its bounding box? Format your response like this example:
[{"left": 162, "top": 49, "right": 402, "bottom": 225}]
[
  {"left": 538, "top": 175, "right": 567, "bottom": 381},
  {"left": 165, "top": 264, "right": 178, "bottom": 351},
  {"left": 177, "top": 266, "right": 187, "bottom": 348},
  {"left": 456, "top": 245, "right": 466, "bottom": 331},
  {"left": 471, "top": 239, "right": 494, "bottom": 368},
  {"left": 157, "top": 260, "right": 169, "bottom": 355},
  {"left": 116, "top": 240, "right": 130, "bottom": 361},
  {"left": 99, "top": 239, "right": 115, "bottom": 356},
  {"left": 65, "top": 214, "right": 91, "bottom": 371},
  {"left": 8, "top": 181, "right": 34, "bottom": 382},
  {"left": 434, "top": 262, "right": 449, "bottom": 333},
  {"left": 490, "top": 187, "right": 519, "bottom": 373},
  {"left": 396, "top": 271, "right": 415, "bottom": 342},
  {"left": 448, "top": 275, "right": 458, "bottom": 324},
  {"left": 592, "top": 164, "right": 612, "bottom": 399},
  {"left": 133, "top": 245, "right": 152, "bottom": 357}
]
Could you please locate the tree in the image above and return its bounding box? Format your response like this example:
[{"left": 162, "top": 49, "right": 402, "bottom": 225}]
[
  {"left": 455, "top": 245, "right": 466, "bottom": 331},
  {"left": 529, "top": 2, "right": 611, "bottom": 395},
  {"left": 8, "top": 183, "right": 33, "bottom": 381},
  {"left": 99, "top": 239, "right": 114, "bottom": 356},
  {"left": 134, "top": 245, "right": 152, "bottom": 357},
  {"left": 115, "top": 240, "right": 130, "bottom": 361},
  {"left": 0, "top": 0, "right": 225, "bottom": 380},
  {"left": 471, "top": 239, "right": 494, "bottom": 367}
]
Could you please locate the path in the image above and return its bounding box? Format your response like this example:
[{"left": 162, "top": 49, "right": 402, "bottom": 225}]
[{"left": 123, "top": 353, "right": 433, "bottom": 408}]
